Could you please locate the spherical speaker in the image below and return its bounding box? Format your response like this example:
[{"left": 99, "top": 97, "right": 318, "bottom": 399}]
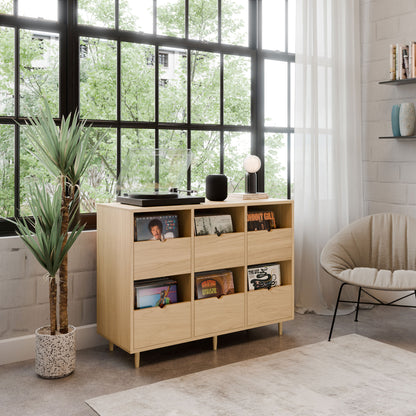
[{"left": 205, "top": 174, "right": 228, "bottom": 201}]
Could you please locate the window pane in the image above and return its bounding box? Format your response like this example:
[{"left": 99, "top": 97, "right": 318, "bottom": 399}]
[
  {"left": 121, "top": 43, "right": 155, "bottom": 122},
  {"left": 19, "top": 126, "right": 56, "bottom": 217},
  {"left": 158, "top": 130, "right": 189, "bottom": 192},
  {"left": 0, "top": 27, "right": 14, "bottom": 116},
  {"left": 120, "top": 0, "right": 153, "bottom": 33},
  {"left": 221, "top": 0, "right": 248, "bottom": 46},
  {"left": 262, "top": 0, "right": 285, "bottom": 52},
  {"left": 288, "top": 0, "right": 296, "bottom": 53},
  {"left": 78, "top": 0, "right": 115, "bottom": 28},
  {"left": 0, "top": 125, "right": 14, "bottom": 217},
  {"left": 264, "top": 60, "right": 287, "bottom": 127},
  {"left": 18, "top": 0, "right": 57, "bottom": 21},
  {"left": 191, "top": 130, "right": 220, "bottom": 194},
  {"left": 159, "top": 48, "right": 187, "bottom": 123},
  {"left": 0, "top": 1, "right": 13, "bottom": 14},
  {"left": 189, "top": 0, "right": 218, "bottom": 42},
  {"left": 120, "top": 129, "right": 155, "bottom": 194},
  {"left": 80, "top": 128, "right": 117, "bottom": 212},
  {"left": 224, "top": 132, "right": 251, "bottom": 193},
  {"left": 290, "top": 62, "right": 294, "bottom": 127},
  {"left": 224, "top": 55, "right": 250, "bottom": 125},
  {"left": 265, "top": 132, "right": 287, "bottom": 199},
  {"left": 191, "top": 51, "right": 220, "bottom": 124},
  {"left": 80, "top": 38, "right": 117, "bottom": 120},
  {"left": 19, "top": 30, "right": 59, "bottom": 117},
  {"left": 157, "top": 0, "right": 185, "bottom": 38}
]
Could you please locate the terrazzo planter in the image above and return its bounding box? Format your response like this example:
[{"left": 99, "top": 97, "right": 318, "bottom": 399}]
[
  {"left": 399, "top": 102, "right": 416, "bottom": 136},
  {"left": 35, "top": 325, "right": 76, "bottom": 379}
]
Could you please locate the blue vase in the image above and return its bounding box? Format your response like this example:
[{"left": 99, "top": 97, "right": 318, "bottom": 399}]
[{"left": 391, "top": 104, "right": 401, "bottom": 137}]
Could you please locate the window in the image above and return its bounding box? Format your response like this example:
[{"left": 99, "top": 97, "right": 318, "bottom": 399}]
[{"left": 0, "top": 0, "right": 295, "bottom": 235}]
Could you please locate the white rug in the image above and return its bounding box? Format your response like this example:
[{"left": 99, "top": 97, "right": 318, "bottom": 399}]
[{"left": 86, "top": 334, "right": 416, "bottom": 416}]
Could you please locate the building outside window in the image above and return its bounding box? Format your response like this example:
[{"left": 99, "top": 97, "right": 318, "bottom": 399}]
[{"left": 0, "top": 0, "right": 295, "bottom": 235}]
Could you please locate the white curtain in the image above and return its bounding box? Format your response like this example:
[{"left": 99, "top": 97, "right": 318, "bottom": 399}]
[{"left": 294, "top": 0, "right": 364, "bottom": 314}]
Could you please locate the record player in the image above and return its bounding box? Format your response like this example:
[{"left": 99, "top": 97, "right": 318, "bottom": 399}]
[{"left": 116, "top": 148, "right": 205, "bottom": 207}]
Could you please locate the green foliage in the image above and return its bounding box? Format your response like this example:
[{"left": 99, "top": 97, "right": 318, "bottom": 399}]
[{"left": 11, "top": 184, "right": 84, "bottom": 278}]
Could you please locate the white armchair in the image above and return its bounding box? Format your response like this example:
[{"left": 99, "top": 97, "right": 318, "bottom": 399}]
[{"left": 320, "top": 213, "right": 416, "bottom": 340}]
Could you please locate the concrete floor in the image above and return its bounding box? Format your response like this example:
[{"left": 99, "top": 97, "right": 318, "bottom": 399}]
[{"left": 1, "top": 306, "right": 416, "bottom": 416}]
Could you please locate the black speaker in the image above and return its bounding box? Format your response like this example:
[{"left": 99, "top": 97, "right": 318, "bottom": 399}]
[{"left": 205, "top": 174, "right": 228, "bottom": 201}]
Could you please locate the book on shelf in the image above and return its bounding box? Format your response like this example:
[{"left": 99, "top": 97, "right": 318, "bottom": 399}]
[
  {"left": 391, "top": 42, "right": 416, "bottom": 80},
  {"left": 247, "top": 263, "right": 281, "bottom": 290},
  {"left": 195, "top": 269, "right": 234, "bottom": 299},
  {"left": 134, "top": 277, "right": 178, "bottom": 309},
  {"left": 194, "top": 214, "right": 233, "bottom": 236},
  {"left": 135, "top": 214, "right": 179, "bottom": 241},
  {"left": 247, "top": 209, "right": 277, "bottom": 231}
]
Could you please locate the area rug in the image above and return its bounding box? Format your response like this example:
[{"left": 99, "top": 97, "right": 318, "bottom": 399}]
[{"left": 86, "top": 334, "right": 416, "bottom": 416}]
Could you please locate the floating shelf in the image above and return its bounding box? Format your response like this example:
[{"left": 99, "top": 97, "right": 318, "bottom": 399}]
[
  {"left": 379, "top": 136, "right": 416, "bottom": 139},
  {"left": 379, "top": 78, "right": 416, "bottom": 85}
]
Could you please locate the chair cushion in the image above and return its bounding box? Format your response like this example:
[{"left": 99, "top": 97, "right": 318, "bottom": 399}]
[{"left": 339, "top": 268, "right": 416, "bottom": 290}]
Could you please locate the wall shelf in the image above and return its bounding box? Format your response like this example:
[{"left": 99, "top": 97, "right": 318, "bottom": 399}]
[
  {"left": 379, "top": 136, "right": 416, "bottom": 139},
  {"left": 379, "top": 78, "right": 416, "bottom": 85}
]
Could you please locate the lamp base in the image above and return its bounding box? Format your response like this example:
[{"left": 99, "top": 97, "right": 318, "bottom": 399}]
[{"left": 228, "top": 192, "right": 269, "bottom": 200}]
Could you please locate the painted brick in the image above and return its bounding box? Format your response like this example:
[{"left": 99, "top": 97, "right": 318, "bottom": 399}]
[
  {"left": 0, "top": 279, "right": 36, "bottom": 309},
  {"left": 36, "top": 275, "right": 52, "bottom": 305},
  {"left": 73, "top": 271, "right": 96, "bottom": 300},
  {"left": 367, "top": 201, "right": 411, "bottom": 216},
  {"left": 68, "top": 231, "right": 96, "bottom": 273},
  {"left": 67, "top": 299, "right": 84, "bottom": 327},
  {"left": 400, "top": 163, "right": 416, "bottom": 183},
  {"left": 0, "top": 249, "right": 25, "bottom": 280},
  {"left": 9, "top": 304, "right": 50, "bottom": 336},
  {"left": 407, "top": 184, "right": 416, "bottom": 205},
  {"left": 376, "top": 17, "right": 399, "bottom": 41},
  {"left": 365, "top": 182, "right": 407, "bottom": 204},
  {"left": 364, "top": 161, "right": 378, "bottom": 181},
  {"left": 82, "top": 297, "right": 97, "bottom": 325},
  {"left": 0, "top": 310, "right": 9, "bottom": 337},
  {"left": 378, "top": 163, "right": 400, "bottom": 182}
]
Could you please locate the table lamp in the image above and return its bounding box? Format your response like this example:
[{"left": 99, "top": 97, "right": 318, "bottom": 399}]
[{"left": 243, "top": 155, "right": 261, "bottom": 193}]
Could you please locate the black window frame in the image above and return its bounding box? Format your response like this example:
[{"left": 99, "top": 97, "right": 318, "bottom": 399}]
[{"left": 0, "top": 0, "right": 295, "bottom": 236}]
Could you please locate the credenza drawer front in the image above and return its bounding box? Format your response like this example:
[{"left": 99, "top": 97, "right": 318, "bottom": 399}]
[
  {"left": 247, "top": 285, "right": 293, "bottom": 326},
  {"left": 134, "top": 238, "right": 191, "bottom": 279},
  {"left": 194, "top": 293, "right": 245, "bottom": 337},
  {"left": 194, "top": 233, "right": 245, "bottom": 272},
  {"left": 134, "top": 302, "right": 191, "bottom": 349},
  {"left": 247, "top": 228, "right": 292, "bottom": 264}
]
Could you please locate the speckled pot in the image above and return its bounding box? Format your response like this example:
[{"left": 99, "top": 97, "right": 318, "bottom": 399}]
[
  {"left": 399, "top": 102, "right": 416, "bottom": 136},
  {"left": 35, "top": 325, "right": 76, "bottom": 379}
]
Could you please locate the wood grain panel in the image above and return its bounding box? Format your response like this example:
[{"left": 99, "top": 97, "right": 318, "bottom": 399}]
[
  {"left": 194, "top": 293, "right": 245, "bottom": 336},
  {"left": 134, "top": 238, "right": 191, "bottom": 279},
  {"left": 248, "top": 228, "right": 292, "bottom": 265},
  {"left": 247, "top": 285, "right": 293, "bottom": 326},
  {"left": 134, "top": 302, "right": 192, "bottom": 349},
  {"left": 195, "top": 232, "right": 245, "bottom": 272}
]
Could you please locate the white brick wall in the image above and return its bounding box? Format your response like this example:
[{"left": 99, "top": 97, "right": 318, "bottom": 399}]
[
  {"left": 361, "top": 0, "right": 416, "bottom": 217},
  {"left": 0, "top": 231, "right": 97, "bottom": 340}
]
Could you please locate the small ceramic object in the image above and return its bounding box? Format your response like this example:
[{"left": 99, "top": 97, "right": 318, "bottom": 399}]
[
  {"left": 399, "top": 102, "right": 416, "bottom": 136},
  {"left": 391, "top": 104, "right": 401, "bottom": 137}
]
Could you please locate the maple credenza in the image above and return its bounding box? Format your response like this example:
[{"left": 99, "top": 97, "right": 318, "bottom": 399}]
[{"left": 96, "top": 199, "right": 294, "bottom": 367}]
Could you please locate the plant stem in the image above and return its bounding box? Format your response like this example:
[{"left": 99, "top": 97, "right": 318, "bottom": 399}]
[{"left": 49, "top": 277, "right": 57, "bottom": 335}]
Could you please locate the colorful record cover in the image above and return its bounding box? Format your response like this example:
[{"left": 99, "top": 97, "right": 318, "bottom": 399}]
[
  {"left": 195, "top": 270, "right": 234, "bottom": 299},
  {"left": 135, "top": 278, "right": 178, "bottom": 309},
  {"left": 135, "top": 214, "right": 179, "bottom": 241},
  {"left": 247, "top": 263, "right": 281, "bottom": 290}
]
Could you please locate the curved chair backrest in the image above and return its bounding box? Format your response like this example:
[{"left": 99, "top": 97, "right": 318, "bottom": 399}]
[{"left": 321, "top": 213, "right": 416, "bottom": 279}]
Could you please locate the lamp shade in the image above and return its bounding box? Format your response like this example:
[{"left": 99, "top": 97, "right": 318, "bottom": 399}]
[{"left": 243, "top": 155, "right": 261, "bottom": 173}]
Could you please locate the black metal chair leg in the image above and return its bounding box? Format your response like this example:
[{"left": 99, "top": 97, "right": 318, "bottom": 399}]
[
  {"left": 354, "top": 287, "right": 362, "bottom": 322},
  {"left": 328, "top": 282, "right": 347, "bottom": 341}
]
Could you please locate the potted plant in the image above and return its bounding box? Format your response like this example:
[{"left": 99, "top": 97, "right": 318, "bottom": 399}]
[{"left": 11, "top": 99, "right": 100, "bottom": 378}]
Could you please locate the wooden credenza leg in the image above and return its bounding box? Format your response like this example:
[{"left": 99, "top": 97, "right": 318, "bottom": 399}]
[
  {"left": 278, "top": 322, "right": 283, "bottom": 336},
  {"left": 134, "top": 352, "right": 140, "bottom": 368},
  {"left": 212, "top": 335, "right": 218, "bottom": 351},
  {"left": 109, "top": 342, "right": 114, "bottom": 352}
]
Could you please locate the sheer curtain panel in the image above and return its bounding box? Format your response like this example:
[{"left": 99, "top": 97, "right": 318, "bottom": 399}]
[{"left": 294, "top": 0, "right": 363, "bottom": 314}]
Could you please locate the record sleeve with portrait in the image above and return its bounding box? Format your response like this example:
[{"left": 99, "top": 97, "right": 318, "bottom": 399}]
[{"left": 135, "top": 214, "right": 179, "bottom": 241}]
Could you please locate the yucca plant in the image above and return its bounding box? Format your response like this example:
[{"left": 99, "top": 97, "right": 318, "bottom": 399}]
[
  {"left": 19, "top": 98, "right": 101, "bottom": 335},
  {"left": 14, "top": 184, "right": 84, "bottom": 335}
]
